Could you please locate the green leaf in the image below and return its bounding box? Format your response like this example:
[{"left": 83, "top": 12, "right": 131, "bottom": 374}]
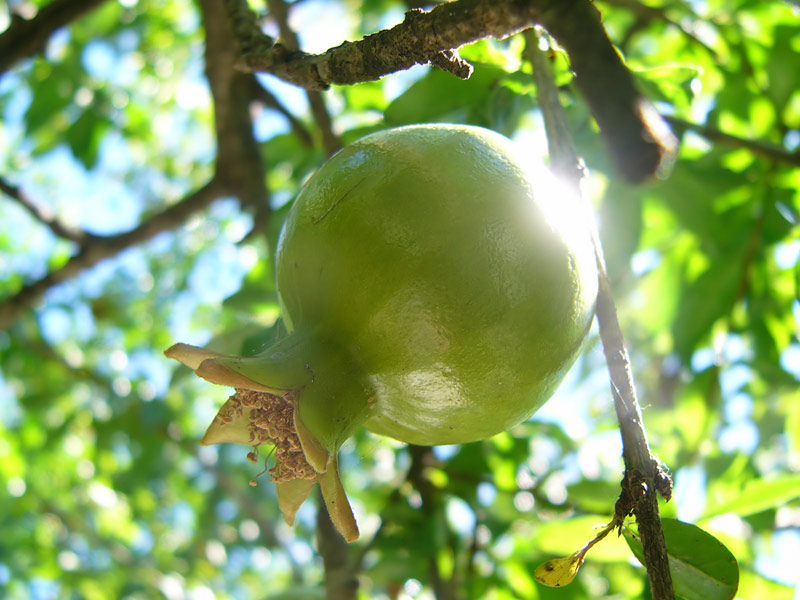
[
  {"left": 702, "top": 476, "right": 800, "bottom": 519},
  {"left": 66, "top": 110, "right": 108, "bottom": 169},
  {"left": 765, "top": 26, "right": 799, "bottom": 110},
  {"left": 623, "top": 519, "right": 739, "bottom": 600},
  {"left": 736, "top": 569, "right": 795, "bottom": 600},
  {"left": 384, "top": 63, "right": 508, "bottom": 126},
  {"left": 672, "top": 254, "right": 742, "bottom": 360}
]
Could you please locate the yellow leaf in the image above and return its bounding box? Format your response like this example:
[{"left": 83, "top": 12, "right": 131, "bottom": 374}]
[{"left": 534, "top": 552, "right": 584, "bottom": 587}]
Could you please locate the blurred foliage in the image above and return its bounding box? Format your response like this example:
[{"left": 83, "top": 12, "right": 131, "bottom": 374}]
[{"left": 1, "top": 0, "right": 799, "bottom": 599}]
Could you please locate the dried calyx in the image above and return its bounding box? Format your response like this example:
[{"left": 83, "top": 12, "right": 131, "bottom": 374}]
[
  {"left": 165, "top": 341, "right": 364, "bottom": 543},
  {"left": 221, "top": 389, "right": 315, "bottom": 483}
]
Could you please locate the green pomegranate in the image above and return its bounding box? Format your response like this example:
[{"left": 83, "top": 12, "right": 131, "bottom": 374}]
[{"left": 166, "top": 124, "right": 598, "bottom": 542}]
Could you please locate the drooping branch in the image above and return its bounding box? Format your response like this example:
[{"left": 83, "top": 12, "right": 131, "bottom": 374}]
[
  {"left": 225, "top": 0, "right": 675, "bottom": 182},
  {"left": 0, "top": 0, "right": 109, "bottom": 77},
  {"left": 526, "top": 30, "right": 674, "bottom": 598}
]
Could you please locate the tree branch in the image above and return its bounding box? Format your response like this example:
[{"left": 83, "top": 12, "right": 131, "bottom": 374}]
[
  {"left": 249, "top": 79, "right": 314, "bottom": 148},
  {"left": 0, "top": 179, "right": 225, "bottom": 330},
  {"left": 666, "top": 116, "right": 800, "bottom": 167},
  {"left": 201, "top": 0, "right": 269, "bottom": 210},
  {"left": 536, "top": 1, "right": 678, "bottom": 182},
  {"left": 316, "top": 487, "right": 359, "bottom": 600},
  {"left": 526, "top": 29, "right": 674, "bottom": 598},
  {"left": 408, "top": 445, "right": 461, "bottom": 600},
  {"left": 225, "top": 0, "right": 675, "bottom": 182},
  {"left": 0, "top": 0, "right": 109, "bottom": 77},
  {"left": 0, "top": 0, "right": 271, "bottom": 329},
  {"left": 0, "top": 176, "right": 92, "bottom": 244}
]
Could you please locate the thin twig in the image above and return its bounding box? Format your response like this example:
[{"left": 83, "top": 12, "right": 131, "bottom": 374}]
[
  {"left": 526, "top": 29, "right": 674, "bottom": 598},
  {"left": 0, "top": 176, "right": 92, "bottom": 244},
  {"left": 264, "top": 0, "right": 342, "bottom": 156},
  {"left": 666, "top": 116, "right": 800, "bottom": 167},
  {"left": 249, "top": 79, "right": 314, "bottom": 147}
]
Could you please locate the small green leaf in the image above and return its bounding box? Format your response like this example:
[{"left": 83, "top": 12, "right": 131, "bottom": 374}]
[
  {"left": 623, "top": 518, "right": 739, "bottom": 600},
  {"left": 672, "top": 256, "right": 742, "bottom": 360},
  {"left": 702, "top": 476, "right": 800, "bottom": 519},
  {"left": 383, "top": 64, "right": 507, "bottom": 125}
]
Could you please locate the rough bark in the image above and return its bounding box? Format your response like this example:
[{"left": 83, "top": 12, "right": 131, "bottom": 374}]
[{"left": 226, "top": 0, "right": 676, "bottom": 182}]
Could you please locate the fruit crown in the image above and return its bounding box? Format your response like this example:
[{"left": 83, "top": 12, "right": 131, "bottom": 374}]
[{"left": 164, "top": 343, "right": 359, "bottom": 542}]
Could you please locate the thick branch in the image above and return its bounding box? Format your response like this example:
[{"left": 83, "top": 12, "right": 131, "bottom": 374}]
[
  {"left": 201, "top": 0, "right": 268, "bottom": 210},
  {"left": 228, "top": 0, "right": 489, "bottom": 88},
  {"left": 0, "top": 0, "right": 108, "bottom": 76},
  {"left": 527, "top": 30, "right": 674, "bottom": 598},
  {"left": 202, "top": 0, "right": 272, "bottom": 243},
  {"left": 536, "top": 1, "right": 677, "bottom": 182},
  {"left": 228, "top": 0, "right": 675, "bottom": 181}
]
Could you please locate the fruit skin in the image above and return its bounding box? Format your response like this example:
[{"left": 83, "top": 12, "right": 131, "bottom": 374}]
[
  {"left": 165, "top": 123, "right": 598, "bottom": 542},
  {"left": 276, "top": 123, "right": 598, "bottom": 445}
]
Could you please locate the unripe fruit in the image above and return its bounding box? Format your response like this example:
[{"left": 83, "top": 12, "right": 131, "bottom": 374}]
[{"left": 166, "top": 124, "right": 598, "bottom": 541}]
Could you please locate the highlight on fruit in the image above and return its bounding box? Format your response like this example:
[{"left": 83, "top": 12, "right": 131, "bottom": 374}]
[{"left": 165, "top": 123, "right": 599, "bottom": 542}]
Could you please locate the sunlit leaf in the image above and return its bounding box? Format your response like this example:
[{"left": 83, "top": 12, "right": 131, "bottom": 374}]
[{"left": 624, "top": 519, "right": 739, "bottom": 600}]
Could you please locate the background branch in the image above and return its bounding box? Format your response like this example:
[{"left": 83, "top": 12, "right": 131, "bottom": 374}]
[
  {"left": 0, "top": 0, "right": 108, "bottom": 77},
  {"left": 316, "top": 488, "right": 359, "bottom": 600},
  {"left": 599, "top": 0, "right": 718, "bottom": 57},
  {"left": 408, "top": 445, "right": 461, "bottom": 600},
  {"left": 0, "top": 0, "right": 269, "bottom": 329},
  {"left": 526, "top": 29, "right": 674, "bottom": 598},
  {"left": 666, "top": 116, "right": 800, "bottom": 167},
  {"left": 249, "top": 79, "right": 314, "bottom": 148},
  {"left": 0, "top": 179, "right": 224, "bottom": 330},
  {"left": 264, "top": 0, "right": 342, "bottom": 156},
  {"left": 0, "top": 176, "right": 92, "bottom": 244}
]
